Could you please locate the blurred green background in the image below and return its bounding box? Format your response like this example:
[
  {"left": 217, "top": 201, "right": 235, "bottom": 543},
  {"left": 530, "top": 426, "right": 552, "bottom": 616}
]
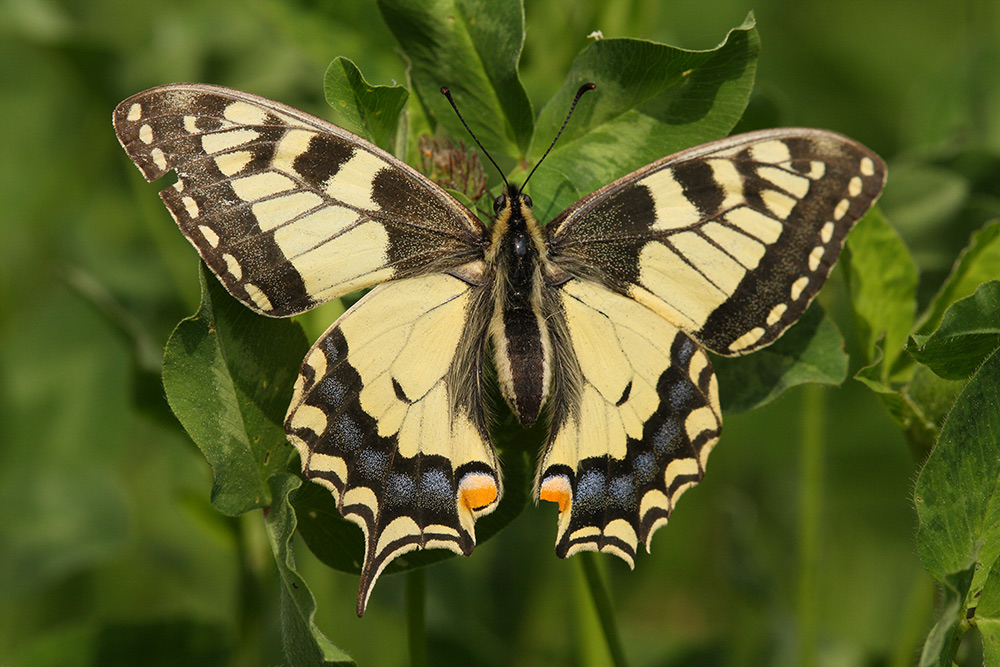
[{"left": 2, "top": 0, "right": 998, "bottom": 665}]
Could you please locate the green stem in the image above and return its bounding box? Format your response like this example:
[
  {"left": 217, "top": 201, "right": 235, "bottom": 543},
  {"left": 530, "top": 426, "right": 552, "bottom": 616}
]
[
  {"left": 579, "top": 552, "right": 629, "bottom": 667},
  {"left": 796, "top": 385, "right": 825, "bottom": 667},
  {"left": 406, "top": 568, "right": 427, "bottom": 667}
]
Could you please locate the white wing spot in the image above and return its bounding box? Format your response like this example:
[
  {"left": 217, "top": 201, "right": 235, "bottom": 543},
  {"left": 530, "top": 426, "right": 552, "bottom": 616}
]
[
  {"left": 848, "top": 176, "right": 863, "bottom": 197},
  {"left": 790, "top": 276, "right": 810, "bottom": 301},
  {"left": 150, "top": 148, "right": 167, "bottom": 171},
  {"left": 172, "top": 180, "right": 184, "bottom": 192},
  {"left": 127, "top": 103, "right": 142, "bottom": 122},
  {"left": 230, "top": 171, "right": 295, "bottom": 201},
  {"left": 729, "top": 327, "right": 766, "bottom": 352},
  {"left": 805, "top": 161, "right": 826, "bottom": 179},
  {"left": 215, "top": 151, "right": 253, "bottom": 177},
  {"left": 201, "top": 128, "right": 260, "bottom": 154},
  {"left": 199, "top": 225, "right": 219, "bottom": 248},
  {"left": 820, "top": 221, "right": 835, "bottom": 244},
  {"left": 183, "top": 196, "right": 199, "bottom": 218},
  {"left": 808, "top": 245, "right": 825, "bottom": 271},
  {"left": 750, "top": 140, "right": 792, "bottom": 164},
  {"left": 224, "top": 101, "right": 269, "bottom": 126},
  {"left": 834, "top": 198, "right": 850, "bottom": 220},
  {"left": 641, "top": 169, "right": 702, "bottom": 230},
  {"left": 760, "top": 189, "right": 798, "bottom": 219},
  {"left": 860, "top": 157, "right": 875, "bottom": 176},
  {"left": 757, "top": 165, "right": 810, "bottom": 198},
  {"left": 139, "top": 124, "right": 153, "bottom": 144},
  {"left": 184, "top": 115, "right": 199, "bottom": 134},
  {"left": 766, "top": 303, "right": 787, "bottom": 326},
  {"left": 325, "top": 151, "right": 386, "bottom": 211},
  {"left": 223, "top": 253, "right": 243, "bottom": 281},
  {"left": 726, "top": 206, "right": 783, "bottom": 244},
  {"left": 245, "top": 283, "right": 273, "bottom": 311}
]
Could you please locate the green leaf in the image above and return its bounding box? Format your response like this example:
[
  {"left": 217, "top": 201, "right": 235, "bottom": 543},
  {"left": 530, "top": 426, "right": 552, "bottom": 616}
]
[
  {"left": 842, "top": 207, "right": 919, "bottom": 380},
  {"left": 522, "top": 14, "right": 759, "bottom": 218},
  {"left": 323, "top": 56, "right": 409, "bottom": 156},
  {"left": 294, "top": 419, "right": 535, "bottom": 575},
  {"left": 915, "top": 349, "right": 1000, "bottom": 594},
  {"left": 714, "top": 304, "right": 848, "bottom": 414},
  {"left": 976, "top": 557, "right": 1000, "bottom": 666},
  {"left": 378, "top": 0, "right": 533, "bottom": 163},
  {"left": 265, "top": 473, "right": 354, "bottom": 666},
  {"left": 162, "top": 266, "right": 309, "bottom": 516},
  {"left": 908, "top": 280, "right": 1000, "bottom": 380},
  {"left": 917, "top": 559, "right": 976, "bottom": 667},
  {"left": 915, "top": 220, "right": 1000, "bottom": 336}
]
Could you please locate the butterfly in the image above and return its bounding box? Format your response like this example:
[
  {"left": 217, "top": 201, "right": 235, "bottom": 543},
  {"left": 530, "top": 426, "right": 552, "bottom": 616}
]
[{"left": 114, "top": 82, "right": 885, "bottom": 616}]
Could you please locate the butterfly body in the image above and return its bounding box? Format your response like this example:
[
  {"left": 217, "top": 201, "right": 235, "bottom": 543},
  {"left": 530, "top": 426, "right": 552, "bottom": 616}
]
[{"left": 114, "top": 83, "right": 886, "bottom": 616}]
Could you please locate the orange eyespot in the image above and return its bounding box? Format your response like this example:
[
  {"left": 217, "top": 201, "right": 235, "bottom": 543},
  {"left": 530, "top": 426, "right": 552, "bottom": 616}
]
[
  {"left": 539, "top": 475, "right": 572, "bottom": 513},
  {"left": 458, "top": 473, "right": 498, "bottom": 512}
]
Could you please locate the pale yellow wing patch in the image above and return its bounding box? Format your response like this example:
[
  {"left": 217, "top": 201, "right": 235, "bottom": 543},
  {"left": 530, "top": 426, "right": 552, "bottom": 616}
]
[
  {"left": 114, "top": 84, "right": 487, "bottom": 317},
  {"left": 538, "top": 279, "right": 721, "bottom": 565},
  {"left": 285, "top": 273, "right": 498, "bottom": 616}
]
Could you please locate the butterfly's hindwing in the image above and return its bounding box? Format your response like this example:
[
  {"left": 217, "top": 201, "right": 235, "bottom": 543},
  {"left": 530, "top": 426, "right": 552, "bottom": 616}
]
[
  {"left": 113, "top": 84, "right": 487, "bottom": 317},
  {"left": 545, "top": 129, "right": 887, "bottom": 355},
  {"left": 284, "top": 273, "right": 499, "bottom": 616},
  {"left": 537, "top": 279, "right": 721, "bottom": 562}
]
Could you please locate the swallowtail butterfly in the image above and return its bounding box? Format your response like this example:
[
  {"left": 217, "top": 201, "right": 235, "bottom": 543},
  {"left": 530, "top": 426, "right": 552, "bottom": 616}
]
[{"left": 114, "top": 82, "right": 885, "bottom": 616}]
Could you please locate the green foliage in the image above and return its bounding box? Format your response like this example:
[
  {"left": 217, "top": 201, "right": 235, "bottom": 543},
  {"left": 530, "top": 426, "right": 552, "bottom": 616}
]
[
  {"left": 163, "top": 267, "right": 307, "bottom": 515},
  {"left": 5, "top": 0, "right": 1000, "bottom": 664},
  {"left": 323, "top": 57, "right": 409, "bottom": 156}
]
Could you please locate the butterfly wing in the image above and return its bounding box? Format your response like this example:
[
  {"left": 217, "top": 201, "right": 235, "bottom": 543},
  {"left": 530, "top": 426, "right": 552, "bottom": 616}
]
[
  {"left": 546, "top": 128, "right": 886, "bottom": 355},
  {"left": 538, "top": 279, "right": 721, "bottom": 563},
  {"left": 539, "top": 129, "right": 885, "bottom": 561},
  {"left": 113, "top": 84, "right": 487, "bottom": 316},
  {"left": 285, "top": 273, "right": 498, "bottom": 616}
]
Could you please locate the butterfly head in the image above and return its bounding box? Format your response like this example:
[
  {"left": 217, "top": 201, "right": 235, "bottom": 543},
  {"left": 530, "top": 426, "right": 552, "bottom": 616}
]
[{"left": 492, "top": 183, "right": 533, "bottom": 217}]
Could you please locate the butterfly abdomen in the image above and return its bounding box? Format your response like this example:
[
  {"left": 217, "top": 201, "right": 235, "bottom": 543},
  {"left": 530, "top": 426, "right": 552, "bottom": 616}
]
[{"left": 488, "top": 189, "right": 554, "bottom": 426}]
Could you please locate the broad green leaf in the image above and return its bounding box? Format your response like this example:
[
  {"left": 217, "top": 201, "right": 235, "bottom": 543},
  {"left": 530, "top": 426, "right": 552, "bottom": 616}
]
[
  {"left": 378, "top": 0, "right": 533, "bottom": 164},
  {"left": 908, "top": 280, "right": 1000, "bottom": 380},
  {"left": 917, "top": 559, "right": 976, "bottom": 667},
  {"left": 265, "top": 473, "right": 354, "bottom": 665},
  {"left": 294, "top": 418, "right": 536, "bottom": 575},
  {"left": 521, "top": 15, "right": 759, "bottom": 218},
  {"left": 915, "top": 349, "right": 1000, "bottom": 594},
  {"left": 714, "top": 304, "right": 848, "bottom": 414},
  {"left": 842, "top": 207, "right": 918, "bottom": 380},
  {"left": 162, "top": 267, "right": 309, "bottom": 516},
  {"left": 915, "top": 220, "right": 1000, "bottom": 336},
  {"left": 976, "top": 557, "right": 1000, "bottom": 666},
  {"left": 323, "top": 56, "right": 409, "bottom": 156}
]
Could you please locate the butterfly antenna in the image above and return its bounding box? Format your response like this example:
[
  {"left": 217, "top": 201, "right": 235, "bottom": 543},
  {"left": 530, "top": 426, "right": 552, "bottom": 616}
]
[
  {"left": 521, "top": 82, "right": 596, "bottom": 191},
  {"left": 441, "top": 86, "right": 510, "bottom": 192}
]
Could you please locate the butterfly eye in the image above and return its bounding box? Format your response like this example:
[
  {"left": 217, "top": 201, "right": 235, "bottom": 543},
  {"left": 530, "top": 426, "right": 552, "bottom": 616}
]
[
  {"left": 521, "top": 194, "right": 533, "bottom": 208},
  {"left": 493, "top": 195, "right": 507, "bottom": 213}
]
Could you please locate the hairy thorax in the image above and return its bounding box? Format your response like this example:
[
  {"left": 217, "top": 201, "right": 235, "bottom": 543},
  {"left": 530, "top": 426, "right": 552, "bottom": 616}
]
[{"left": 486, "top": 188, "right": 554, "bottom": 426}]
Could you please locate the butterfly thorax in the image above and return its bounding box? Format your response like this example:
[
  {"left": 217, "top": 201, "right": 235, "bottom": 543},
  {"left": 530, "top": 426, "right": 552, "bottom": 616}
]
[{"left": 486, "top": 186, "right": 554, "bottom": 427}]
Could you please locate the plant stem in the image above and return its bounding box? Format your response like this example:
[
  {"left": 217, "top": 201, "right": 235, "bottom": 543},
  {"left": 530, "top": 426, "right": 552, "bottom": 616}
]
[
  {"left": 579, "top": 552, "right": 629, "bottom": 667},
  {"left": 796, "top": 385, "right": 825, "bottom": 667},
  {"left": 406, "top": 568, "right": 427, "bottom": 667}
]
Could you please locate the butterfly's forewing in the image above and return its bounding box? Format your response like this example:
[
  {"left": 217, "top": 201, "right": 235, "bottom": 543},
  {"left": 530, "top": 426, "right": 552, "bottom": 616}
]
[
  {"left": 546, "top": 128, "right": 887, "bottom": 355},
  {"left": 540, "top": 129, "right": 884, "bottom": 561},
  {"left": 285, "top": 273, "right": 499, "bottom": 616},
  {"left": 113, "top": 84, "right": 487, "bottom": 316},
  {"left": 538, "top": 279, "right": 721, "bottom": 561}
]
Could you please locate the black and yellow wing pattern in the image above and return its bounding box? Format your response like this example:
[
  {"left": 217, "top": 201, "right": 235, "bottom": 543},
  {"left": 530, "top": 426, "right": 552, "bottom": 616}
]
[
  {"left": 114, "top": 84, "right": 885, "bottom": 616},
  {"left": 538, "top": 129, "right": 885, "bottom": 563}
]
